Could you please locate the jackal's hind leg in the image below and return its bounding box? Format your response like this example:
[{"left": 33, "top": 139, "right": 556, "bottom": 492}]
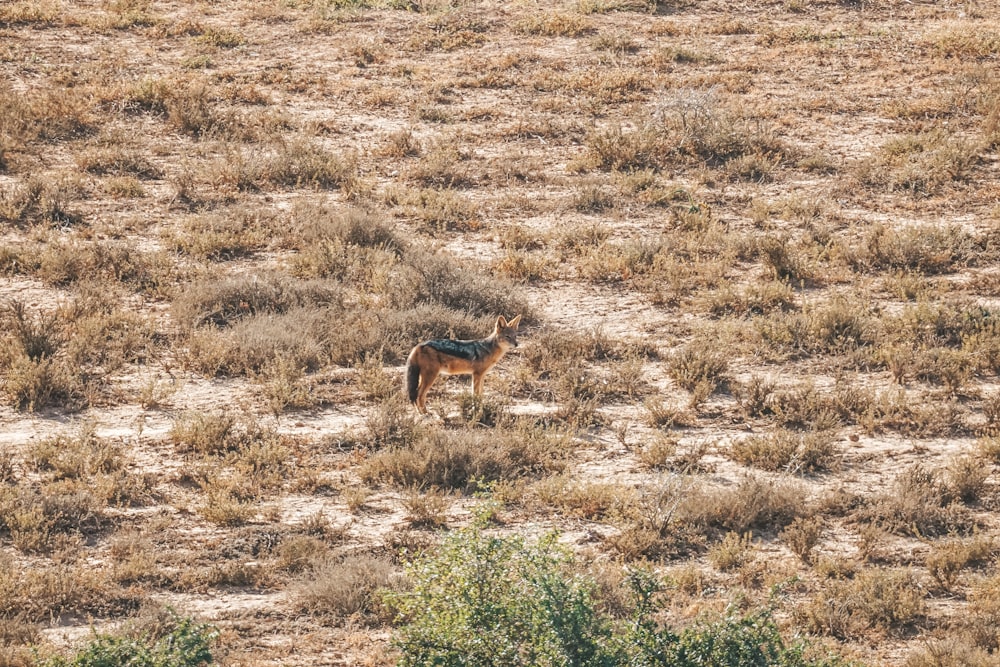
[{"left": 416, "top": 368, "right": 440, "bottom": 413}]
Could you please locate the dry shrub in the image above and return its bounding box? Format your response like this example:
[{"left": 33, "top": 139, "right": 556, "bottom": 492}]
[
  {"left": 198, "top": 479, "right": 258, "bottom": 527},
  {"left": 294, "top": 555, "right": 396, "bottom": 625},
  {"left": 708, "top": 531, "right": 755, "bottom": 572},
  {"left": 387, "top": 248, "right": 529, "bottom": 319},
  {"left": 275, "top": 535, "right": 330, "bottom": 574},
  {"left": 0, "top": 556, "right": 140, "bottom": 622},
  {"left": 904, "top": 639, "right": 1000, "bottom": 667},
  {"left": 0, "top": 353, "right": 84, "bottom": 412},
  {"left": 603, "top": 478, "right": 709, "bottom": 561},
  {"left": 0, "top": 302, "right": 86, "bottom": 411},
  {"left": 709, "top": 280, "right": 796, "bottom": 318},
  {"left": 758, "top": 235, "right": 816, "bottom": 284},
  {"left": 365, "top": 396, "right": 420, "bottom": 449},
  {"left": 854, "top": 464, "right": 976, "bottom": 538},
  {"left": 0, "top": 85, "right": 96, "bottom": 145},
  {"left": 585, "top": 89, "right": 789, "bottom": 173},
  {"left": 944, "top": 453, "right": 990, "bottom": 504},
  {"left": 109, "top": 532, "right": 162, "bottom": 586},
  {"left": 800, "top": 567, "right": 925, "bottom": 639},
  {"left": 62, "top": 302, "right": 157, "bottom": 373},
  {"left": 514, "top": 12, "right": 593, "bottom": 37},
  {"left": 780, "top": 516, "right": 823, "bottom": 563},
  {"left": 0, "top": 1, "right": 62, "bottom": 27},
  {"left": 522, "top": 327, "right": 645, "bottom": 376},
  {"left": 926, "top": 534, "right": 995, "bottom": 591},
  {"left": 27, "top": 425, "right": 124, "bottom": 481},
  {"left": 405, "top": 139, "right": 473, "bottom": 189},
  {"left": 172, "top": 273, "right": 343, "bottom": 329},
  {"left": 668, "top": 340, "right": 729, "bottom": 398},
  {"left": 167, "top": 207, "right": 273, "bottom": 260},
  {"left": 767, "top": 383, "right": 841, "bottom": 432},
  {"left": 35, "top": 239, "right": 175, "bottom": 295},
  {"left": 733, "top": 375, "right": 775, "bottom": 418},
  {"left": 361, "top": 423, "right": 566, "bottom": 492},
  {"left": 0, "top": 481, "right": 105, "bottom": 553},
  {"left": 380, "top": 128, "right": 422, "bottom": 157},
  {"left": 76, "top": 144, "right": 161, "bottom": 179},
  {"left": 853, "top": 223, "right": 977, "bottom": 275},
  {"left": 169, "top": 410, "right": 239, "bottom": 455},
  {"left": 403, "top": 487, "right": 451, "bottom": 529},
  {"left": 730, "top": 430, "right": 841, "bottom": 474},
  {"left": 923, "top": 23, "right": 1000, "bottom": 59},
  {"left": 258, "top": 140, "right": 359, "bottom": 191},
  {"left": 0, "top": 176, "right": 83, "bottom": 226},
  {"left": 393, "top": 186, "right": 479, "bottom": 232},
  {"left": 977, "top": 433, "right": 1000, "bottom": 463},
  {"left": 533, "top": 475, "right": 633, "bottom": 520},
  {"left": 155, "top": 78, "right": 229, "bottom": 138},
  {"left": 854, "top": 131, "right": 985, "bottom": 196},
  {"left": 184, "top": 307, "right": 330, "bottom": 377},
  {"left": 966, "top": 574, "right": 1000, "bottom": 650},
  {"left": 289, "top": 204, "right": 404, "bottom": 254},
  {"left": 692, "top": 475, "right": 804, "bottom": 535}
]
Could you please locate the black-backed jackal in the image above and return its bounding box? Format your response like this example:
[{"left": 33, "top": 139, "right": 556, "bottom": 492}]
[{"left": 405, "top": 315, "right": 522, "bottom": 414}]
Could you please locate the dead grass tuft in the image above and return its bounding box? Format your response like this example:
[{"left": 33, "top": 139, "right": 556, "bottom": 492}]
[
  {"left": 294, "top": 555, "right": 396, "bottom": 625},
  {"left": 800, "top": 567, "right": 925, "bottom": 639}
]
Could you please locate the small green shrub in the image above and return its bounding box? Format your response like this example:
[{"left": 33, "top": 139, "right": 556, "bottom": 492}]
[
  {"left": 390, "top": 527, "right": 612, "bottom": 667},
  {"left": 42, "top": 612, "right": 216, "bottom": 667},
  {"left": 390, "top": 523, "right": 853, "bottom": 667}
]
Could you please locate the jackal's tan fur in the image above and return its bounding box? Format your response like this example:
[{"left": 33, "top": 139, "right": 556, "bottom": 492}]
[{"left": 405, "top": 315, "right": 522, "bottom": 414}]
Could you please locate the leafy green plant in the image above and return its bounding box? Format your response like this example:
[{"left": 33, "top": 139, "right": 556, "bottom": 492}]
[
  {"left": 42, "top": 611, "right": 216, "bottom": 667},
  {"left": 389, "top": 523, "right": 854, "bottom": 667},
  {"left": 389, "top": 527, "right": 613, "bottom": 667}
]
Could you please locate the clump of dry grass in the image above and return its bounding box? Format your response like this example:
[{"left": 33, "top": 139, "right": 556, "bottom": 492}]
[
  {"left": 361, "top": 422, "right": 567, "bottom": 493},
  {"left": 729, "top": 429, "right": 841, "bottom": 474},
  {"left": 926, "top": 534, "right": 995, "bottom": 591},
  {"left": 853, "top": 464, "right": 976, "bottom": 538},
  {"left": 0, "top": 555, "right": 141, "bottom": 622},
  {"left": 173, "top": 273, "right": 343, "bottom": 330},
  {"left": 514, "top": 12, "right": 593, "bottom": 37},
  {"left": 0, "top": 176, "right": 83, "bottom": 227},
  {"left": 668, "top": 340, "right": 729, "bottom": 404},
  {"left": 532, "top": 475, "right": 634, "bottom": 520},
  {"left": 584, "top": 89, "right": 790, "bottom": 173},
  {"left": 293, "top": 555, "right": 396, "bottom": 625},
  {"left": 707, "top": 531, "right": 755, "bottom": 572},
  {"left": 851, "top": 223, "right": 978, "bottom": 275},
  {"left": 780, "top": 516, "right": 824, "bottom": 563},
  {"left": 800, "top": 567, "right": 925, "bottom": 639},
  {"left": 689, "top": 475, "right": 805, "bottom": 535},
  {"left": 854, "top": 131, "right": 985, "bottom": 196}
]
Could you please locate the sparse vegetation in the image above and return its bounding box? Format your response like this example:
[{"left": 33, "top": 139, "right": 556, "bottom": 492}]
[{"left": 2, "top": 0, "right": 999, "bottom": 664}]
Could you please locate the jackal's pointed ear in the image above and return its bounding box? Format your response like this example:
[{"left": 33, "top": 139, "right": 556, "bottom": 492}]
[
  {"left": 496, "top": 315, "right": 508, "bottom": 329},
  {"left": 508, "top": 314, "right": 522, "bottom": 329}
]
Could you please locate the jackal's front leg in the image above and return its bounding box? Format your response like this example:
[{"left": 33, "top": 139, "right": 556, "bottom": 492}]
[{"left": 472, "top": 372, "right": 484, "bottom": 396}]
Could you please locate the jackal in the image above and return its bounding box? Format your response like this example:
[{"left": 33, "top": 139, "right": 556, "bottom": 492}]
[{"left": 405, "top": 315, "right": 522, "bottom": 414}]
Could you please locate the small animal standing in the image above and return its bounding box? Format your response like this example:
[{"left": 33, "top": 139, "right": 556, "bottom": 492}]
[{"left": 405, "top": 315, "right": 522, "bottom": 414}]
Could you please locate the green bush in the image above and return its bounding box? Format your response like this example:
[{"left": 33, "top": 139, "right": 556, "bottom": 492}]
[
  {"left": 42, "top": 612, "right": 216, "bottom": 667},
  {"left": 389, "top": 523, "right": 855, "bottom": 667},
  {"left": 390, "top": 527, "right": 614, "bottom": 667}
]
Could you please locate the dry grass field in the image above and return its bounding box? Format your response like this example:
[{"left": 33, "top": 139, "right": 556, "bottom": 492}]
[{"left": 1, "top": 0, "right": 1000, "bottom": 664}]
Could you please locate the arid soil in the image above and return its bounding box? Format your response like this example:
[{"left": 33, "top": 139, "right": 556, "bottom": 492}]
[{"left": 2, "top": 0, "right": 1000, "bottom": 665}]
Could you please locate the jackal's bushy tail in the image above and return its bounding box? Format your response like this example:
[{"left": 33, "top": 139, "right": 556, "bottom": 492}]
[{"left": 406, "top": 355, "right": 420, "bottom": 404}]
